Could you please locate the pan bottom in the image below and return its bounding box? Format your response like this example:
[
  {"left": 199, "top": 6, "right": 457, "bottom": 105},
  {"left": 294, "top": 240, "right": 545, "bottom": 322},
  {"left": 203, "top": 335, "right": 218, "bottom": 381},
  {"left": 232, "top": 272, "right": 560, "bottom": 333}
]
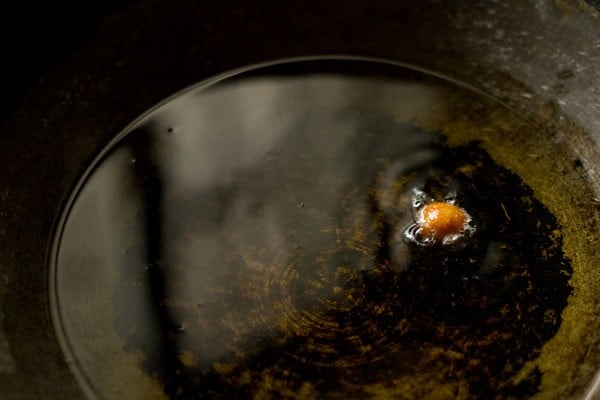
[{"left": 51, "top": 57, "right": 599, "bottom": 400}]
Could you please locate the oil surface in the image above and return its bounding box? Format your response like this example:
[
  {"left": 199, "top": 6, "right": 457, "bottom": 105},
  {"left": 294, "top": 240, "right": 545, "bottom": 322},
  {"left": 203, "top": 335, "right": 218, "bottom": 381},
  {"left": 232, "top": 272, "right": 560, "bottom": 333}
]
[{"left": 53, "top": 59, "right": 587, "bottom": 400}]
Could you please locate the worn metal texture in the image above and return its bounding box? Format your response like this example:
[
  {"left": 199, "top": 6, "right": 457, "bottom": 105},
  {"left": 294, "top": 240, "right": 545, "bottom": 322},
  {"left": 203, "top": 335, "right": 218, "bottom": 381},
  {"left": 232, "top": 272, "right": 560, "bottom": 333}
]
[{"left": 0, "top": 0, "right": 599, "bottom": 399}]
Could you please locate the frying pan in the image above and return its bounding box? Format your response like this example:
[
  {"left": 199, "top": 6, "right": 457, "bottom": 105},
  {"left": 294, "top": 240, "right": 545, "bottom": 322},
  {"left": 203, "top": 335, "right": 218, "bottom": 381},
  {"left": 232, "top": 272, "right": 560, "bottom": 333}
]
[{"left": 0, "top": 0, "right": 599, "bottom": 398}]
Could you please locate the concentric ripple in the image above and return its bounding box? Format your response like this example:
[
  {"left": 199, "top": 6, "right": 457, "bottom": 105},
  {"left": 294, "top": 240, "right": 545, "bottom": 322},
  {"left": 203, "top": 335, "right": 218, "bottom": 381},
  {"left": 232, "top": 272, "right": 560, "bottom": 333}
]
[{"left": 52, "top": 59, "right": 581, "bottom": 400}]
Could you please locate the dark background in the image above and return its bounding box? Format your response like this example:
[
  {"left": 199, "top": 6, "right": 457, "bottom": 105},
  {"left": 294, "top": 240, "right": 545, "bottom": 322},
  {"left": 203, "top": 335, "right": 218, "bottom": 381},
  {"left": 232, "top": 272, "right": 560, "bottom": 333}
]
[
  {"left": 0, "top": 2, "right": 138, "bottom": 125},
  {"left": 1, "top": 0, "right": 599, "bottom": 129}
]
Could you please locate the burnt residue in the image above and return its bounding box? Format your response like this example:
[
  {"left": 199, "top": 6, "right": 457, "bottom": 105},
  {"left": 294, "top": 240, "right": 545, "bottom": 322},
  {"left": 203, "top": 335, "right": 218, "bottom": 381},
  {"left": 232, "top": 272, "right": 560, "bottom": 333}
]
[
  {"left": 89, "top": 60, "right": 576, "bottom": 400},
  {"left": 372, "top": 141, "right": 572, "bottom": 398},
  {"left": 556, "top": 69, "right": 575, "bottom": 80},
  {"left": 116, "top": 137, "right": 571, "bottom": 399}
]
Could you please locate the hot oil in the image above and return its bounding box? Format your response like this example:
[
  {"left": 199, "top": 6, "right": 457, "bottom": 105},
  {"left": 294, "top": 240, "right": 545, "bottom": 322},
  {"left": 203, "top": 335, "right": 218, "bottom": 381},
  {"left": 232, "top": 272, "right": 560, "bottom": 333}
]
[{"left": 52, "top": 59, "right": 598, "bottom": 400}]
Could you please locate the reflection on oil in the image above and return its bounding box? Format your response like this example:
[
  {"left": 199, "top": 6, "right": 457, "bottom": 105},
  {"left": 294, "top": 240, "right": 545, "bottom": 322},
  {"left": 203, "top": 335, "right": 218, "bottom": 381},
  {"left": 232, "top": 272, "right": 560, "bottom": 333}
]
[{"left": 54, "top": 60, "right": 574, "bottom": 399}]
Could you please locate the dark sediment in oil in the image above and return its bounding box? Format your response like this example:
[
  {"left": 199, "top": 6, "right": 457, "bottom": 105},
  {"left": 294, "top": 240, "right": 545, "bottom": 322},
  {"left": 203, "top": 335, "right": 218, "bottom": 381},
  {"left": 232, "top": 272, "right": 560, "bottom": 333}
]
[
  {"left": 112, "top": 132, "right": 571, "bottom": 399},
  {"left": 52, "top": 60, "right": 580, "bottom": 400}
]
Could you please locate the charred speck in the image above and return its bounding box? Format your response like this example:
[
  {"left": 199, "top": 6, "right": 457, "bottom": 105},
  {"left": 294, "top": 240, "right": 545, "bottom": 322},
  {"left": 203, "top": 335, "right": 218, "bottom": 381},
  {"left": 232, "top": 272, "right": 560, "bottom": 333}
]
[{"left": 556, "top": 69, "right": 575, "bottom": 80}]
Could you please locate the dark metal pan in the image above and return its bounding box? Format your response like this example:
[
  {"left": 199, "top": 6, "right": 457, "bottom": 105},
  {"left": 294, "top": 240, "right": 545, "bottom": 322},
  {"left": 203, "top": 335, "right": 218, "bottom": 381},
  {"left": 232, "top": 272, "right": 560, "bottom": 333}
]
[{"left": 0, "top": 1, "right": 599, "bottom": 398}]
